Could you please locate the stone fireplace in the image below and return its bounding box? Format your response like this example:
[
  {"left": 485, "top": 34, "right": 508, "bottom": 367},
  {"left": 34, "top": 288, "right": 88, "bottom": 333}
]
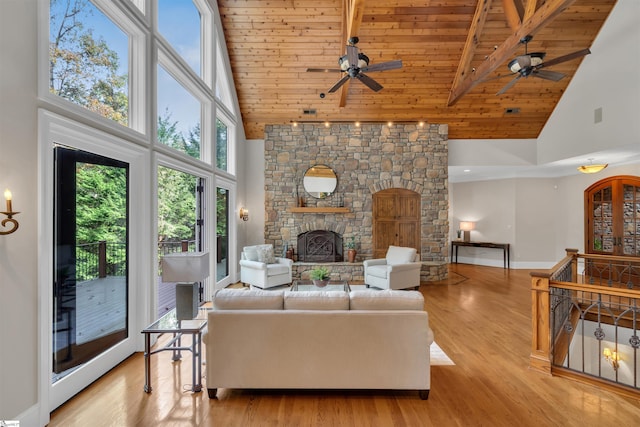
[
  {"left": 263, "top": 123, "right": 450, "bottom": 282},
  {"left": 297, "top": 230, "right": 343, "bottom": 262}
]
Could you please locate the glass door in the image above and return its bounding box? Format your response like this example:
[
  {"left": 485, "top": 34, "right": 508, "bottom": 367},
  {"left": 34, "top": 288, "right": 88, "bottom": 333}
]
[
  {"left": 53, "top": 146, "right": 129, "bottom": 380},
  {"left": 216, "top": 186, "right": 229, "bottom": 282}
]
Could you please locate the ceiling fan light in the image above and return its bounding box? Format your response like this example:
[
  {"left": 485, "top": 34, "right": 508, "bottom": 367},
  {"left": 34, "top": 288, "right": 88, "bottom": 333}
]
[
  {"left": 338, "top": 55, "right": 349, "bottom": 70},
  {"left": 508, "top": 58, "right": 521, "bottom": 73},
  {"left": 577, "top": 164, "right": 608, "bottom": 174},
  {"left": 357, "top": 53, "right": 369, "bottom": 69}
]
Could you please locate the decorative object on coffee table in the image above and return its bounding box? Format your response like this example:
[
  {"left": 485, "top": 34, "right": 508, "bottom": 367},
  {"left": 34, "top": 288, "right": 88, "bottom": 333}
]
[
  {"left": 309, "top": 266, "right": 330, "bottom": 287},
  {"left": 346, "top": 236, "right": 357, "bottom": 263}
]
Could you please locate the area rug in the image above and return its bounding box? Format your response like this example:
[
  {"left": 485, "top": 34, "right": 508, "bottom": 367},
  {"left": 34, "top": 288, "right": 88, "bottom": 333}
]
[{"left": 430, "top": 342, "right": 455, "bottom": 366}]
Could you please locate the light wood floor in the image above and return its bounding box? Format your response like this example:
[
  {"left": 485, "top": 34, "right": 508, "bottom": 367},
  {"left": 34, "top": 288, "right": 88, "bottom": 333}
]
[{"left": 48, "top": 264, "right": 640, "bottom": 426}]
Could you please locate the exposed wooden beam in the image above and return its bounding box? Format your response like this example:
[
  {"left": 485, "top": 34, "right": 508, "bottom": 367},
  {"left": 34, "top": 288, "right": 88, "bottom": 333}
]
[
  {"left": 448, "top": 0, "right": 492, "bottom": 111},
  {"left": 524, "top": 0, "right": 538, "bottom": 20},
  {"left": 339, "top": 0, "right": 365, "bottom": 107},
  {"left": 502, "top": 0, "right": 525, "bottom": 31},
  {"left": 447, "top": 0, "right": 577, "bottom": 106}
]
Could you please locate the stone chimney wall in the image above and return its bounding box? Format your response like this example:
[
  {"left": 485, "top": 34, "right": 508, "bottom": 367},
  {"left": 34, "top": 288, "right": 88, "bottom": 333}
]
[{"left": 264, "top": 123, "right": 449, "bottom": 281}]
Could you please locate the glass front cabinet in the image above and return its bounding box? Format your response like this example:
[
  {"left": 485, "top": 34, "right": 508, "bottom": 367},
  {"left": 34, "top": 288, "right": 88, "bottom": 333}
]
[{"left": 585, "top": 176, "right": 640, "bottom": 257}]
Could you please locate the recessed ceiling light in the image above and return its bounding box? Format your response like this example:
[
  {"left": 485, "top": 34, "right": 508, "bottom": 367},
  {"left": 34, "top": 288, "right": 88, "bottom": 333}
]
[{"left": 464, "top": 169, "right": 471, "bottom": 173}]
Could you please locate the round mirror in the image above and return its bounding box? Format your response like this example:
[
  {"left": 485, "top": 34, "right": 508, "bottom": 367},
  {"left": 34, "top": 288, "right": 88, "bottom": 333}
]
[{"left": 303, "top": 164, "right": 337, "bottom": 199}]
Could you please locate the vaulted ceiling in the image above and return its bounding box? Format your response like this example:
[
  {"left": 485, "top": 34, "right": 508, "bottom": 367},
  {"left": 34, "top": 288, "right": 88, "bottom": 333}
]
[{"left": 217, "top": 0, "right": 616, "bottom": 141}]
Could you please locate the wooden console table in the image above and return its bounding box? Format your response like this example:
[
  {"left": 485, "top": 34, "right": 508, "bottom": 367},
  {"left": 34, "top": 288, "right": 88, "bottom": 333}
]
[{"left": 451, "top": 241, "right": 510, "bottom": 269}]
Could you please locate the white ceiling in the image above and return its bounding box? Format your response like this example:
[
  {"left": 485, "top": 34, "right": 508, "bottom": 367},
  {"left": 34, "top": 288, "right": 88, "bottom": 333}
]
[{"left": 449, "top": 148, "right": 640, "bottom": 183}]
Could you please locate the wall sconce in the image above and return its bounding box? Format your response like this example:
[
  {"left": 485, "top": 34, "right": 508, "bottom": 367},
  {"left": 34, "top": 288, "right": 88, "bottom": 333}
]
[
  {"left": 1, "top": 189, "right": 19, "bottom": 235},
  {"left": 239, "top": 207, "right": 249, "bottom": 221},
  {"left": 459, "top": 221, "right": 475, "bottom": 242},
  {"left": 603, "top": 348, "right": 620, "bottom": 370}
]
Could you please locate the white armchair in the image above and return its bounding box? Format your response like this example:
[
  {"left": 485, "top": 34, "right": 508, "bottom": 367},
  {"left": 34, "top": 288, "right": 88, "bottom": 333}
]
[
  {"left": 363, "top": 245, "right": 422, "bottom": 290},
  {"left": 239, "top": 244, "right": 293, "bottom": 289}
]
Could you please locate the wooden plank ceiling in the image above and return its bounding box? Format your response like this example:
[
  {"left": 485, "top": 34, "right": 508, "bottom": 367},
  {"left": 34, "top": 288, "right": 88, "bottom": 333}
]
[{"left": 217, "top": 0, "right": 616, "bottom": 140}]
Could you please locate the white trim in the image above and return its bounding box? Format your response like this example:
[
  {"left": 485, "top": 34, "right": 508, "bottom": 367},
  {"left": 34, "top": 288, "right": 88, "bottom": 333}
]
[
  {"left": 38, "top": 110, "right": 150, "bottom": 412},
  {"left": 214, "top": 175, "right": 238, "bottom": 292}
]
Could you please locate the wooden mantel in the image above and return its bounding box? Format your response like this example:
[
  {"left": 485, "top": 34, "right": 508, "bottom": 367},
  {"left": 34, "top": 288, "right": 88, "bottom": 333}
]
[{"left": 289, "top": 207, "right": 351, "bottom": 213}]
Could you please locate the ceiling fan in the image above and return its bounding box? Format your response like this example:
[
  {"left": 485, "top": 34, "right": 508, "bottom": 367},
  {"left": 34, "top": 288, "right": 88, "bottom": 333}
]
[
  {"left": 492, "top": 35, "right": 591, "bottom": 95},
  {"left": 307, "top": 37, "right": 402, "bottom": 94}
]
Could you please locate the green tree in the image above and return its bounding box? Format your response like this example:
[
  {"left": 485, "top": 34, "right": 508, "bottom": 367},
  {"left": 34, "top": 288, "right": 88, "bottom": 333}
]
[
  {"left": 216, "top": 119, "right": 228, "bottom": 169},
  {"left": 49, "top": 0, "right": 128, "bottom": 124},
  {"left": 157, "top": 166, "right": 197, "bottom": 242}
]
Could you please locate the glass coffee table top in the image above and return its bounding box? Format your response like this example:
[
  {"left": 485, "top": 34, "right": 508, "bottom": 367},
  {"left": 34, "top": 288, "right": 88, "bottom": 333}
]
[
  {"left": 142, "top": 307, "right": 208, "bottom": 333},
  {"left": 291, "top": 280, "right": 350, "bottom": 292}
]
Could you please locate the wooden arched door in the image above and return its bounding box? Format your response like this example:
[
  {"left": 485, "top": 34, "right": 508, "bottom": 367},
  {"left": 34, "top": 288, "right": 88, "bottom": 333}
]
[
  {"left": 372, "top": 188, "right": 421, "bottom": 259},
  {"left": 584, "top": 175, "right": 640, "bottom": 257}
]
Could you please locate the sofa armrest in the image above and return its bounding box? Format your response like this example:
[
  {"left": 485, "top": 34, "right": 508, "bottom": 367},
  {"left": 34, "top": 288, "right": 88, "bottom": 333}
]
[
  {"left": 239, "top": 259, "right": 267, "bottom": 270},
  {"left": 363, "top": 258, "right": 387, "bottom": 268}
]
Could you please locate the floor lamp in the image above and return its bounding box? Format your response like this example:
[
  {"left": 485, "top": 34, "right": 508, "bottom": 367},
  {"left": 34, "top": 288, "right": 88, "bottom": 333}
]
[{"left": 161, "top": 252, "right": 210, "bottom": 320}]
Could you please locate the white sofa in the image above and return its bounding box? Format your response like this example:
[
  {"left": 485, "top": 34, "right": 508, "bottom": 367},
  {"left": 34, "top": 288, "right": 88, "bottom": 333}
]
[
  {"left": 239, "top": 244, "right": 293, "bottom": 289},
  {"left": 363, "top": 245, "right": 422, "bottom": 290},
  {"left": 205, "top": 288, "right": 434, "bottom": 399}
]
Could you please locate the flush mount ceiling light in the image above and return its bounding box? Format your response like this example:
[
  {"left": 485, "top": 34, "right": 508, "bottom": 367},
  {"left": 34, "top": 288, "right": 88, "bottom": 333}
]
[{"left": 577, "top": 159, "right": 608, "bottom": 174}]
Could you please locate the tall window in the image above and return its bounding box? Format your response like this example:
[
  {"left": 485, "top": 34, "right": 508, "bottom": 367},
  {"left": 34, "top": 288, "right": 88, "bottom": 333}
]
[
  {"left": 49, "top": 0, "right": 129, "bottom": 126},
  {"left": 158, "top": 0, "right": 202, "bottom": 76},
  {"left": 157, "top": 166, "right": 203, "bottom": 318},
  {"left": 216, "top": 118, "right": 228, "bottom": 171},
  {"left": 157, "top": 65, "right": 201, "bottom": 159}
]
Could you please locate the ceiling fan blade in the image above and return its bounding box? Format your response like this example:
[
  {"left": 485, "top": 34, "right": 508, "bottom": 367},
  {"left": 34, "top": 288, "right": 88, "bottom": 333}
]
[
  {"left": 496, "top": 75, "right": 522, "bottom": 95},
  {"left": 361, "top": 60, "right": 402, "bottom": 73},
  {"left": 539, "top": 48, "right": 591, "bottom": 69},
  {"left": 306, "top": 68, "right": 341, "bottom": 73},
  {"left": 532, "top": 69, "right": 565, "bottom": 81},
  {"left": 356, "top": 73, "right": 383, "bottom": 92},
  {"left": 328, "top": 75, "right": 350, "bottom": 93},
  {"left": 346, "top": 45, "right": 358, "bottom": 68}
]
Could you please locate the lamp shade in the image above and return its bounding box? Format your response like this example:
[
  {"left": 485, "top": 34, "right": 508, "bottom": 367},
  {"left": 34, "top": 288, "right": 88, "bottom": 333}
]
[
  {"left": 459, "top": 221, "right": 475, "bottom": 231},
  {"left": 161, "top": 252, "right": 210, "bottom": 282}
]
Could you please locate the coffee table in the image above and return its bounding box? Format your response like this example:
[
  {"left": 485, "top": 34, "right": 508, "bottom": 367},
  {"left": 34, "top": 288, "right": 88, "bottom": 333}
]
[
  {"left": 141, "top": 308, "right": 207, "bottom": 393},
  {"left": 291, "top": 280, "right": 350, "bottom": 292}
]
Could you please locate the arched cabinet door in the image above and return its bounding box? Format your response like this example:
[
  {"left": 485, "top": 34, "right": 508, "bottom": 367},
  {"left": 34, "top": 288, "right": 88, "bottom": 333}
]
[{"left": 584, "top": 175, "right": 640, "bottom": 257}]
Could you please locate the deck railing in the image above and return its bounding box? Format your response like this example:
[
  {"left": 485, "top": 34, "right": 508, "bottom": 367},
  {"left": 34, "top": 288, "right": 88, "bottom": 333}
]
[
  {"left": 75, "top": 239, "right": 196, "bottom": 281},
  {"left": 530, "top": 249, "right": 640, "bottom": 398}
]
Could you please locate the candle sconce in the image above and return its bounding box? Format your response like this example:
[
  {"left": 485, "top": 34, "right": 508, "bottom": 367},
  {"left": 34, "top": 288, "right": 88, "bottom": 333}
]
[{"left": 1, "top": 189, "right": 19, "bottom": 235}]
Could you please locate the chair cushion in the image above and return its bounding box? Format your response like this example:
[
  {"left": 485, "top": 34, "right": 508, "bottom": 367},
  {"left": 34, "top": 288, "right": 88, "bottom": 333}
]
[
  {"left": 366, "top": 265, "right": 389, "bottom": 279},
  {"left": 213, "top": 288, "right": 284, "bottom": 310},
  {"left": 284, "top": 291, "right": 350, "bottom": 310},
  {"left": 266, "top": 263, "right": 290, "bottom": 276},
  {"left": 244, "top": 248, "right": 259, "bottom": 261},
  {"left": 349, "top": 290, "right": 424, "bottom": 311},
  {"left": 385, "top": 245, "right": 417, "bottom": 265}
]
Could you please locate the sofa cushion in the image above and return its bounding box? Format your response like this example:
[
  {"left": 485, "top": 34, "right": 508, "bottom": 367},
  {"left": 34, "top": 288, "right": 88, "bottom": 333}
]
[
  {"left": 213, "top": 288, "right": 284, "bottom": 310},
  {"left": 266, "top": 263, "right": 289, "bottom": 276},
  {"left": 349, "top": 289, "right": 424, "bottom": 311},
  {"left": 385, "top": 245, "right": 417, "bottom": 265},
  {"left": 284, "top": 291, "right": 349, "bottom": 310}
]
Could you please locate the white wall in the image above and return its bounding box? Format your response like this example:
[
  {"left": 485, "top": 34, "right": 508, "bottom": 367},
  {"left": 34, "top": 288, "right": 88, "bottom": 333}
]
[
  {"left": 537, "top": 0, "right": 640, "bottom": 164},
  {"left": 0, "top": 0, "right": 39, "bottom": 423},
  {"left": 239, "top": 139, "right": 266, "bottom": 249}
]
